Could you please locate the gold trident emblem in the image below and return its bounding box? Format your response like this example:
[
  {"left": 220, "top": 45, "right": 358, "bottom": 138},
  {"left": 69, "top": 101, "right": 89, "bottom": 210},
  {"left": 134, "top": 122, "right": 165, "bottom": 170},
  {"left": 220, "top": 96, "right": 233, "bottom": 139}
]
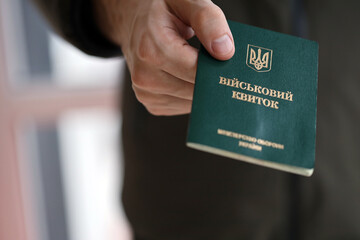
[
  {"left": 250, "top": 48, "right": 269, "bottom": 70},
  {"left": 246, "top": 44, "right": 273, "bottom": 72}
]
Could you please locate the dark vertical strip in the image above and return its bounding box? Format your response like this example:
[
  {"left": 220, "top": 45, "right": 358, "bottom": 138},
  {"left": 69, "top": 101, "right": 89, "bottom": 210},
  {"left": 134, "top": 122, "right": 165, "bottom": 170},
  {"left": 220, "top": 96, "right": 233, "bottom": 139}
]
[
  {"left": 291, "top": 0, "right": 308, "bottom": 38},
  {"left": 288, "top": 175, "right": 300, "bottom": 240},
  {"left": 36, "top": 125, "right": 69, "bottom": 240},
  {"left": 20, "top": 0, "right": 52, "bottom": 79},
  {"left": 289, "top": 0, "right": 308, "bottom": 239}
]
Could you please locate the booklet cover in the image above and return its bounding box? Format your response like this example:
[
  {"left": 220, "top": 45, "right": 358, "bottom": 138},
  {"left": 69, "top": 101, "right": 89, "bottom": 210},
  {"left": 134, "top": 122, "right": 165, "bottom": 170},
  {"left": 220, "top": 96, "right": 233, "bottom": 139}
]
[{"left": 187, "top": 21, "right": 318, "bottom": 176}]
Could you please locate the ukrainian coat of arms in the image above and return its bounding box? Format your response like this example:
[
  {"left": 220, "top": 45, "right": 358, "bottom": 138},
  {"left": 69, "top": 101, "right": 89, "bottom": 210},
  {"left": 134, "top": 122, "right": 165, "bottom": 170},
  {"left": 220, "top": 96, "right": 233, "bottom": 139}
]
[{"left": 246, "top": 44, "right": 273, "bottom": 72}]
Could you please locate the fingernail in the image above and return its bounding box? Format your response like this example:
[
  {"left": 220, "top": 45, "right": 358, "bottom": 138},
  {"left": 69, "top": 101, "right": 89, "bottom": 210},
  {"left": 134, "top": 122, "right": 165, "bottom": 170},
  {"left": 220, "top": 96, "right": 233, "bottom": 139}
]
[{"left": 211, "top": 34, "right": 233, "bottom": 56}]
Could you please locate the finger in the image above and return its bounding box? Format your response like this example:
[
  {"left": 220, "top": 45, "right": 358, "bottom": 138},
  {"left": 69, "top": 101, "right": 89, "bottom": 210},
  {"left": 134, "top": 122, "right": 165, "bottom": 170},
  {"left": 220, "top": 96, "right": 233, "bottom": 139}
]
[
  {"left": 132, "top": 62, "right": 194, "bottom": 100},
  {"left": 159, "top": 70, "right": 194, "bottom": 100},
  {"left": 133, "top": 86, "right": 192, "bottom": 112},
  {"left": 171, "top": 14, "right": 195, "bottom": 40},
  {"left": 161, "top": 13, "right": 198, "bottom": 83},
  {"left": 166, "top": 0, "right": 235, "bottom": 61},
  {"left": 160, "top": 39, "right": 198, "bottom": 84},
  {"left": 151, "top": 19, "right": 198, "bottom": 83},
  {"left": 147, "top": 106, "right": 192, "bottom": 116}
]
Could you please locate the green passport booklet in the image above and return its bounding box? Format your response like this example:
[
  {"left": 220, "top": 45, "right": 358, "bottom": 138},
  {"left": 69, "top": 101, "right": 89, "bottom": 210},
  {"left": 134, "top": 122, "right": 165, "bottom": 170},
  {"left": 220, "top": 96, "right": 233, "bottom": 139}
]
[{"left": 187, "top": 21, "right": 318, "bottom": 176}]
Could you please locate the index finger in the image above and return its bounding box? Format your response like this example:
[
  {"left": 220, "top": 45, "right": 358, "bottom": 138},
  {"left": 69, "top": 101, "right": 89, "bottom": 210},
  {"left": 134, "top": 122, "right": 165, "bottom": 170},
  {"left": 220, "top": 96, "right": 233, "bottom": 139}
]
[{"left": 160, "top": 25, "right": 199, "bottom": 83}]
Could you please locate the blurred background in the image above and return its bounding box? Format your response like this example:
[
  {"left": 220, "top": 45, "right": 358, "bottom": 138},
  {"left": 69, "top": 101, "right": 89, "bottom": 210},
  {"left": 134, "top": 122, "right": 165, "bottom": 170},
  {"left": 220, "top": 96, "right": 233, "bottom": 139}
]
[{"left": 0, "top": 0, "right": 132, "bottom": 239}]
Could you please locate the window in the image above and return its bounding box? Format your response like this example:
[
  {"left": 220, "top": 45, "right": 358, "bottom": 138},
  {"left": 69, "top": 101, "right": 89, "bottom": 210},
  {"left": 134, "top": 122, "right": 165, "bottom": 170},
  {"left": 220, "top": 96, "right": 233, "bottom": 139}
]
[{"left": 0, "top": 0, "right": 132, "bottom": 239}]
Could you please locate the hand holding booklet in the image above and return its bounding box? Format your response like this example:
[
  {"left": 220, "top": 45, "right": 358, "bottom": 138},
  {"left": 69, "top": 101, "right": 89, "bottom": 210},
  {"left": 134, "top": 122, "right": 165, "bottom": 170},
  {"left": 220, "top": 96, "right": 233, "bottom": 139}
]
[{"left": 187, "top": 20, "right": 319, "bottom": 176}]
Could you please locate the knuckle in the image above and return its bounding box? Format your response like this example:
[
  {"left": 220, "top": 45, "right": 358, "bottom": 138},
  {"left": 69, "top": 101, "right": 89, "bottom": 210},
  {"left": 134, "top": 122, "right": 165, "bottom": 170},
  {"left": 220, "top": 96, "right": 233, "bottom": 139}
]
[
  {"left": 132, "top": 86, "right": 146, "bottom": 104},
  {"left": 137, "top": 34, "right": 152, "bottom": 61},
  {"left": 132, "top": 84, "right": 164, "bottom": 108},
  {"left": 134, "top": 91, "right": 147, "bottom": 105},
  {"left": 131, "top": 68, "right": 156, "bottom": 90},
  {"left": 137, "top": 33, "right": 165, "bottom": 67},
  {"left": 133, "top": 88, "right": 155, "bottom": 107},
  {"left": 131, "top": 68, "right": 147, "bottom": 88},
  {"left": 132, "top": 66, "right": 165, "bottom": 92}
]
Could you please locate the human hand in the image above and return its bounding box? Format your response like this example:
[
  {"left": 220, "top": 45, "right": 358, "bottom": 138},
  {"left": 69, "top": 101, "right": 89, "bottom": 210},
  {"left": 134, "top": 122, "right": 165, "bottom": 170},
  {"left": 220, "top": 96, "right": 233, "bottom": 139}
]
[{"left": 94, "top": 0, "right": 235, "bottom": 115}]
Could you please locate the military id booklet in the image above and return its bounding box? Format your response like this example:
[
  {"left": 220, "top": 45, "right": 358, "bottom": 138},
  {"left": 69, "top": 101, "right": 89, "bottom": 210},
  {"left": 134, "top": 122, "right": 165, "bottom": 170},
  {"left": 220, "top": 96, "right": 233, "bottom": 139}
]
[{"left": 187, "top": 21, "right": 318, "bottom": 176}]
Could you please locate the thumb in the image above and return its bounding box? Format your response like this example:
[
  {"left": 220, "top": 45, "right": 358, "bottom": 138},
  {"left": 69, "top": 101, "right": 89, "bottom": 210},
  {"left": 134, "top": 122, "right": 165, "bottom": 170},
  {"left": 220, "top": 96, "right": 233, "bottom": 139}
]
[{"left": 167, "top": 0, "right": 235, "bottom": 61}]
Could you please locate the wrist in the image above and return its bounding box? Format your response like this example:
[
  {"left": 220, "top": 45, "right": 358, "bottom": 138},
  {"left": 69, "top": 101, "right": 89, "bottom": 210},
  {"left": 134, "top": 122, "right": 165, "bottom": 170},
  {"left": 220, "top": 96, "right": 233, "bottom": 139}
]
[{"left": 92, "top": 0, "right": 126, "bottom": 47}]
